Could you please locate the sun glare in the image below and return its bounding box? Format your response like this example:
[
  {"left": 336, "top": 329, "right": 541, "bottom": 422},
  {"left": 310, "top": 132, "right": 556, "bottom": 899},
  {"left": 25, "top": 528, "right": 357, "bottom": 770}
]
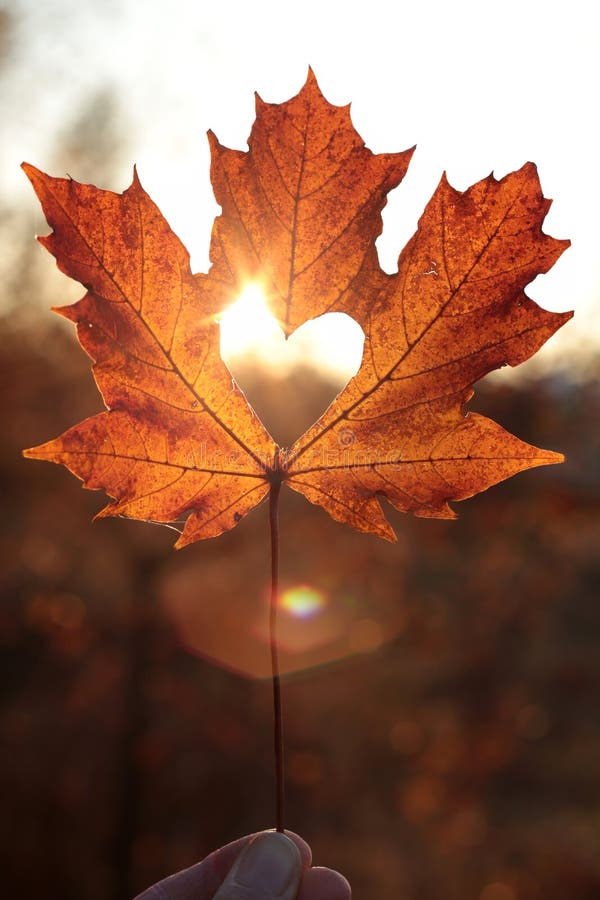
[
  {"left": 219, "top": 283, "right": 282, "bottom": 359},
  {"left": 219, "top": 283, "right": 365, "bottom": 381},
  {"left": 279, "top": 585, "right": 326, "bottom": 619}
]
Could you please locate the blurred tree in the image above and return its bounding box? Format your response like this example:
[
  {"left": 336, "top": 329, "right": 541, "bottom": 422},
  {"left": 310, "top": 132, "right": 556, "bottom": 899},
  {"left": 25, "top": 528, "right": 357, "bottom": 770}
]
[
  {"left": 0, "top": 6, "right": 12, "bottom": 71},
  {"left": 53, "top": 88, "right": 126, "bottom": 187}
]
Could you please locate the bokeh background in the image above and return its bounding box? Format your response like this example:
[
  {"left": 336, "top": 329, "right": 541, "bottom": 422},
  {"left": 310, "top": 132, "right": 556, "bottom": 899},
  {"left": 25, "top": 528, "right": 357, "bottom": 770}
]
[{"left": 1, "top": 2, "right": 599, "bottom": 899}]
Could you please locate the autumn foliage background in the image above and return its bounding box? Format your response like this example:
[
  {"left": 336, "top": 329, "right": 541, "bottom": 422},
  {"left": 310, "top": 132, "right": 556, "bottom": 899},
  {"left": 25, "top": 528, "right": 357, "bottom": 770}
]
[{"left": 2, "top": 10, "right": 600, "bottom": 900}]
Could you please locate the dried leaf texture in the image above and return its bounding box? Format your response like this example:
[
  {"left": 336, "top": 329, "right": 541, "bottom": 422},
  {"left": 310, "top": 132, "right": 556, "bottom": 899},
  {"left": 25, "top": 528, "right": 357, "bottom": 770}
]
[
  {"left": 23, "top": 73, "right": 572, "bottom": 545},
  {"left": 285, "top": 165, "right": 572, "bottom": 538},
  {"left": 209, "top": 69, "right": 414, "bottom": 333},
  {"left": 22, "top": 165, "right": 275, "bottom": 546}
]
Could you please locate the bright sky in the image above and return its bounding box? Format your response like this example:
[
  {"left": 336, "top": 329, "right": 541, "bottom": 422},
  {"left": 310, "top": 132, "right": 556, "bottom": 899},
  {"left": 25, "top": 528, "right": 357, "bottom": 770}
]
[{"left": 2, "top": 0, "right": 598, "bottom": 375}]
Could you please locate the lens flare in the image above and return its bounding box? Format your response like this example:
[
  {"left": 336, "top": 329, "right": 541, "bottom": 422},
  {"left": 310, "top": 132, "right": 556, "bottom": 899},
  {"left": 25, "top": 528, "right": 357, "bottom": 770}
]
[{"left": 279, "top": 585, "right": 325, "bottom": 619}]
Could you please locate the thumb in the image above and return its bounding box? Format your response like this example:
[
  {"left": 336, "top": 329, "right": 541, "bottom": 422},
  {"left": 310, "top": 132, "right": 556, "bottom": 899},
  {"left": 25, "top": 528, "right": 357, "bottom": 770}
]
[{"left": 214, "top": 832, "right": 302, "bottom": 900}]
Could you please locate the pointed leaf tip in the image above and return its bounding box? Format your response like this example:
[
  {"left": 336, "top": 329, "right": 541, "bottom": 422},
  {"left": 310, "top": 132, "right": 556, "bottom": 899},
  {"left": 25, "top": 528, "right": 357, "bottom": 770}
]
[{"left": 21, "top": 161, "right": 37, "bottom": 178}]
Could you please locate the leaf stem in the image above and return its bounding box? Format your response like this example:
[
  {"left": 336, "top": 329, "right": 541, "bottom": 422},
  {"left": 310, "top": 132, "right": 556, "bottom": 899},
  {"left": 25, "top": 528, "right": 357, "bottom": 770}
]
[{"left": 269, "top": 465, "right": 285, "bottom": 833}]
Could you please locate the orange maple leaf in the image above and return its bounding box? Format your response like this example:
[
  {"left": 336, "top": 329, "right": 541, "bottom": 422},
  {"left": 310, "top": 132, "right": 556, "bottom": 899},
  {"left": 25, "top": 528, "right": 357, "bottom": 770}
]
[{"left": 23, "top": 71, "right": 572, "bottom": 547}]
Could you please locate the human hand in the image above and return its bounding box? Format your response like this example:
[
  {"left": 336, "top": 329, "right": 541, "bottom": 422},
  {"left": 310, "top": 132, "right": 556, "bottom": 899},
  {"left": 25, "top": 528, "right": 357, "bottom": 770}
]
[{"left": 135, "top": 830, "right": 351, "bottom": 900}]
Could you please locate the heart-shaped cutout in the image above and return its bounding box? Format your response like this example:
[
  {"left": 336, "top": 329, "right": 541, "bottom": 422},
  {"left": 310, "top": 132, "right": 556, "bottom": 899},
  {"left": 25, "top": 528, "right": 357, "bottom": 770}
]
[{"left": 220, "top": 286, "right": 364, "bottom": 446}]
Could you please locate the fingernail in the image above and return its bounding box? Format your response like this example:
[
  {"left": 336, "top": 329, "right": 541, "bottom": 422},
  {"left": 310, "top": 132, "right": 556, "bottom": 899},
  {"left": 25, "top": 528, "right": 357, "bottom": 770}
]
[{"left": 230, "top": 832, "right": 301, "bottom": 897}]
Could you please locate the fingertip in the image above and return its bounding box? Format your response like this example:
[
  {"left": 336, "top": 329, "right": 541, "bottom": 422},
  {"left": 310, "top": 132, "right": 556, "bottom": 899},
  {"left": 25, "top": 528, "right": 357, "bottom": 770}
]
[
  {"left": 299, "top": 866, "right": 352, "bottom": 900},
  {"left": 282, "top": 829, "right": 312, "bottom": 869},
  {"left": 193, "top": 829, "right": 311, "bottom": 884},
  {"left": 215, "top": 832, "right": 302, "bottom": 900}
]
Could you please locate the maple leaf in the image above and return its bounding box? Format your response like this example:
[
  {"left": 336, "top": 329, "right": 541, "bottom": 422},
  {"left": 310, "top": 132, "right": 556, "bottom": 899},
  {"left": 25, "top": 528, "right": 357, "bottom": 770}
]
[
  {"left": 284, "top": 162, "right": 573, "bottom": 538},
  {"left": 208, "top": 70, "right": 413, "bottom": 334},
  {"left": 21, "top": 166, "right": 276, "bottom": 546},
  {"left": 23, "top": 71, "right": 572, "bottom": 547}
]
